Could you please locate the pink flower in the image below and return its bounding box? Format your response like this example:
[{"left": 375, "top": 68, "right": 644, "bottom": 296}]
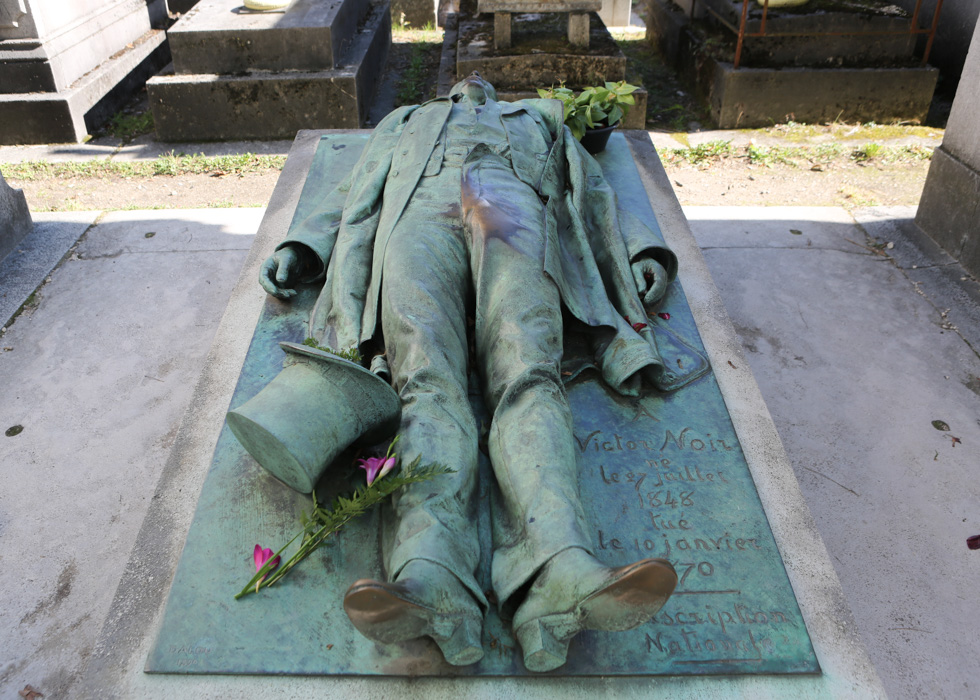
[
  {"left": 253, "top": 545, "right": 281, "bottom": 579},
  {"left": 657, "top": 312, "right": 670, "bottom": 321},
  {"left": 357, "top": 455, "right": 396, "bottom": 486},
  {"left": 624, "top": 315, "right": 648, "bottom": 333}
]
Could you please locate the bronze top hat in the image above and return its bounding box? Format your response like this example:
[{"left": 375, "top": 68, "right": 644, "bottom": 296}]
[{"left": 226, "top": 342, "right": 401, "bottom": 493}]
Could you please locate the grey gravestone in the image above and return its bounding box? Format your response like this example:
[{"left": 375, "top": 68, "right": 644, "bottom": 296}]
[
  {"left": 0, "top": 170, "right": 31, "bottom": 262},
  {"left": 917, "top": 18, "right": 980, "bottom": 278},
  {"left": 646, "top": 0, "right": 938, "bottom": 128},
  {"left": 149, "top": 0, "right": 391, "bottom": 141},
  {"left": 0, "top": 0, "right": 170, "bottom": 144}
]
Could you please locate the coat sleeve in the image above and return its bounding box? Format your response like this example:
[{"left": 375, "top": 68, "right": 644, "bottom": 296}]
[{"left": 275, "top": 106, "right": 415, "bottom": 282}]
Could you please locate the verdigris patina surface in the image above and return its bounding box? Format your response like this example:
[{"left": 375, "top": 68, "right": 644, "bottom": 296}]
[
  {"left": 146, "top": 128, "right": 818, "bottom": 677},
  {"left": 237, "top": 74, "right": 705, "bottom": 672}
]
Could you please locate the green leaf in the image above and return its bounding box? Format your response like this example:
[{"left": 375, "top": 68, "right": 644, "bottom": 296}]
[{"left": 607, "top": 105, "right": 623, "bottom": 127}]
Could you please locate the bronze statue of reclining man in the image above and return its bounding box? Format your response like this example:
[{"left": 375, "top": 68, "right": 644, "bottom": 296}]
[{"left": 258, "top": 73, "right": 684, "bottom": 672}]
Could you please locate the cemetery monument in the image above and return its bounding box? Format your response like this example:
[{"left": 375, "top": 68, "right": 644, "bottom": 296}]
[{"left": 231, "top": 73, "right": 686, "bottom": 671}]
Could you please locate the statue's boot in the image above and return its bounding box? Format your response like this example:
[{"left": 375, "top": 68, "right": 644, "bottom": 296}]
[
  {"left": 343, "top": 560, "right": 484, "bottom": 666},
  {"left": 512, "top": 548, "right": 677, "bottom": 672}
]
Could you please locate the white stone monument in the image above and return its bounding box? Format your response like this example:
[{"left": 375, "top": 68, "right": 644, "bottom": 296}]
[{"left": 0, "top": 0, "right": 170, "bottom": 144}]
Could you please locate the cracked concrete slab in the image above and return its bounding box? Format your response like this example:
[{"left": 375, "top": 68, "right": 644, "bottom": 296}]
[
  {"left": 0, "top": 208, "right": 261, "bottom": 698},
  {"left": 686, "top": 205, "right": 980, "bottom": 700}
]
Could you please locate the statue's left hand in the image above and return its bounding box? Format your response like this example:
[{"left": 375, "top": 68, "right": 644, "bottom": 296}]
[{"left": 631, "top": 258, "right": 669, "bottom": 307}]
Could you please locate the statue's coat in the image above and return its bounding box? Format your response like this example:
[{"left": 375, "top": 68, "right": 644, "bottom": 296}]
[{"left": 280, "top": 97, "right": 701, "bottom": 395}]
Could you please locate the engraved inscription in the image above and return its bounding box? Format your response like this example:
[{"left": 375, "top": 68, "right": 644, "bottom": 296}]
[{"left": 577, "top": 418, "right": 811, "bottom": 667}]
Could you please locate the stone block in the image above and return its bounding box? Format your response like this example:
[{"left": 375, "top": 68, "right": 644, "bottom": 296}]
[
  {"left": 567, "top": 10, "right": 589, "bottom": 46},
  {"left": 148, "top": 3, "right": 390, "bottom": 140},
  {"left": 168, "top": 0, "right": 368, "bottom": 74},
  {"left": 598, "top": 0, "right": 632, "bottom": 27},
  {"left": 478, "top": 0, "right": 600, "bottom": 11},
  {"left": 708, "top": 62, "right": 938, "bottom": 127},
  {"left": 0, "top": 169, "right": 31, "bottom": 262},
  {"left": 494, "top": 12, "right": 512, "bottom": 49},
  {"left": 456, "top": 11, "right": 625, "bottom": 90},
  {"left": 0, "top": 0, "right": 167, "bottom": 93},
  {"left": 654, "top": 0, "right": 918, "bottom": 69},
  {"left": 0, "top": 30, "right": 170, "bottom": 144},
  {"left": 941, "top": 16, "right": 980, "bottom": 169},
  {"left": 916, "top": 146, "right": 980, "bottom": 279}
]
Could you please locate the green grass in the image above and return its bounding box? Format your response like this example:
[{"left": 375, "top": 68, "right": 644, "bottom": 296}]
[
  {"left": 4, "top": 152, "right": 287, "bottom": 181},
  {"left": 758, "top": 121, "right": 945, "bottom": 143},
  {"left": 392, "top": 25, "right": 442, "bottom": 107},
  {"left": 106, "top": 110, "right": 154, "bottom": 140},
  {"left": 658, "top": 142, "right": 933, "bottom": 168},
  {"left": 396, "top": 42, "right": 431, "bottom": 106}
]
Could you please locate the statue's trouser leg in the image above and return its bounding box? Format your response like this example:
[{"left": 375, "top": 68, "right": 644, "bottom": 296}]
[
  {"left": 461, "top": 155, "right": 594, "bottom": 613},
  {"left": 378, "top": 177, "right": 487, "bottom": 610}
]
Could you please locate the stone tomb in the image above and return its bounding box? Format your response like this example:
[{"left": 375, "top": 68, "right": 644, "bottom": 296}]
[
  {"left": 148, "top": 0, "right": 390, "bottom": 141},
  {"left": 444, "top": 1, "right": 646, "bottom": 128},
  {"left": 479, "top": 0, "right": 601, "bottom": 49},
  {"left": 0, "top": 0, "right": 170, "bottom": 144},
  {"left": 146, "top": 131, "right": 820, "bottom": 677},
  {"left": 646, "top": 0, "right": 938, "bottom": 127}
]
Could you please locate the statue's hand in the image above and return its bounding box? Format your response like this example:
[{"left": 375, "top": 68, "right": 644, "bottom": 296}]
[
  {"left": 259, "top": 245, "right": 304, "bottom": 300},
  {"left": 631, "top": 257, "right": 669, "bottom": 307}
]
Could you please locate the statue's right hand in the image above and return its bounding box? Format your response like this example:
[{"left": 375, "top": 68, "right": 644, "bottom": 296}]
[{"left": 259, "top": 246, "right": 302, "bottom": 300}]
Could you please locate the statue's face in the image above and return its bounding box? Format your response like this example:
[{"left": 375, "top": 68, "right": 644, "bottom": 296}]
[{"left": 449, "top": 72, "right": 497, "bottom": 105}]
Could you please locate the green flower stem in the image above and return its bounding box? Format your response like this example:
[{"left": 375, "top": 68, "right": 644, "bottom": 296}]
[{"left": 235, "top": 456, "right": 450, "bottom": 600}]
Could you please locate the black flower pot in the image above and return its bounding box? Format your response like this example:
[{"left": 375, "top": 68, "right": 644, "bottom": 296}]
[{"left": 580, "top": 123, "right": 617, "bottom": 155}]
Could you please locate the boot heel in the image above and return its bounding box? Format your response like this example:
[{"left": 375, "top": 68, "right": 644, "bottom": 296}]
[
  {"left": 515, "top": 619, "right": 569, "bottom": 672},
  {"left": 435, "top": 615, "right": 484, "bottom": 666}
]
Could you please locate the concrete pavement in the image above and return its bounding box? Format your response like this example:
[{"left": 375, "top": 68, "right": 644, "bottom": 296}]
[
  {"left": 1, "top": 145, "right": 978, "bottom": 698},
  {"left": 0, "top": 209, "right": 261, "bottom": 697}
]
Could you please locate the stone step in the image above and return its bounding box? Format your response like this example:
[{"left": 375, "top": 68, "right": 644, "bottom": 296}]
[
  {"left": 0, "top": 30, "right": 170, "bottom": 145},
  {"left": 168, "top": 0, "right": 370, "bottom": 75},
  {"left": 0, "top": 0, "right": 168, "bottom": 94},
  {"left": 148, "top": 2, "right": 391, "bottom": 141}
]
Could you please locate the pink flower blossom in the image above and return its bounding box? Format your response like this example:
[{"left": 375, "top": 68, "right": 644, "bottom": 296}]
[
  {"left": 624, "top": 315, "right": 648, "bottom": 333},
  {"left": 357, "top": 455, "right": 396, "bottom": 486},
  {"left": 657, "top": 312, "right": 670, "bottom": 321},
  {"left": 253, "top": 545, "right": 281, "bottom": 578}
]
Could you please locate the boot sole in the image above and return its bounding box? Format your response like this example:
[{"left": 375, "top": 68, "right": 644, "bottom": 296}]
[{"left": 344, "top": 580, "right": 484, "bottom": 666}]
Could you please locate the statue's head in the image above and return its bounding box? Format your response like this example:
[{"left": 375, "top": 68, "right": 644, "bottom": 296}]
[{"left": 449, "top": 72, "right": 497, "bottom": 105}]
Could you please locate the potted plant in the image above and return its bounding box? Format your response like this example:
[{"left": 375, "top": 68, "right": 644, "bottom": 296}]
[{"left": 537, "top": 81, "right": 639, "bottom": 154}]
